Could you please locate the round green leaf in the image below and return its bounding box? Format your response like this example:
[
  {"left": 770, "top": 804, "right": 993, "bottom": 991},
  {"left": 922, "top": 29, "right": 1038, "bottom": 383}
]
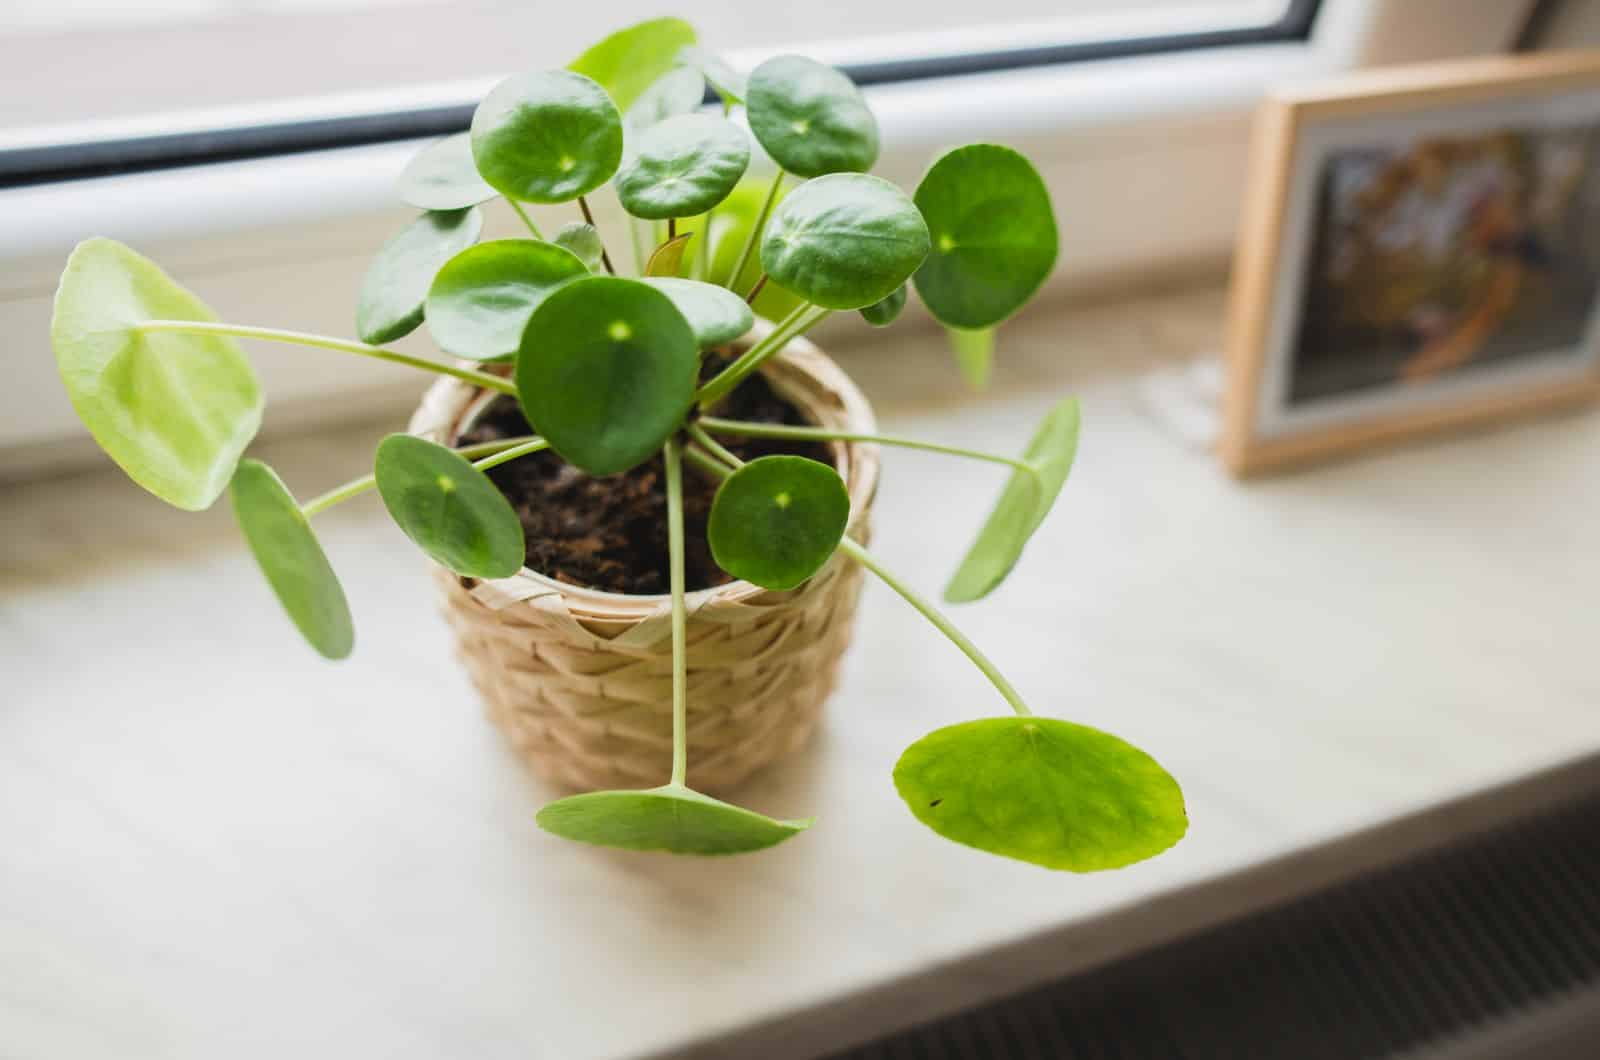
[
  {"left": 642, "top": 277, "right": 753, "bottom": 347},
  {"left": 356, "top": 208, "right": 482, "bottom": 345},
  {"left": 761, "top": 173, "right": 930, "bottom": 310},
  {"left": 397, "top": 133, "right": 498, "bottom": 210},
  {"left": 552, "top": 222, "right": 605, "bottom": 273},
  {"left": 945, "top": 398, "right": 1079, "bottom": 604},
  {"left": 471, "top": 70, "right": 622, "bottom": 204},
  {"left": 860, "top": 284, "right": 907, "bottom": 327},
  {"left": 51, "top": 238, "right": 262, "bottom": 511},
  {"left": 230, "top": 459, "right": 354, "bottom": 660},
  {"left": 537, "top": 785, "right": 811, "bottom": 855},
  {"left": 913, "top": 144, "right": 1058, "bottom": 329},
  {"left": 425, "top": 240, "right": 587, "bottom": 361},
  {"left": 569, "top": 17, "right": 698, "bottom": 112},
  {"left": 616, "top": 113, "right": 749, "bottom": 220},
  {"left": 708, "top": 455, "right": 848, "bottom": 590},
  {"left": 894, "top": 717, "right": 1187, "bottom": 872},
  {"left": 625, "top": 65, "right": 706, "bottom": 141},
  {"left": 680, "top": 45, "right": 746, "bottom": 106},
  {"left": 747, "top": 55, "right": 879, "bottom": 178},
  {"left": 515, "top": 276, "right": 697, "bottom": 476},
  {"left": 374, "top": 434, "right": 525, "bottom": 579}
]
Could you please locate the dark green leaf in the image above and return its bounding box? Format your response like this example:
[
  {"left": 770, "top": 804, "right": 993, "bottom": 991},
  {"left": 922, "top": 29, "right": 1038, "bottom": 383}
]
[
  {"left": 761, "top": 173, "right": 930, "bottom": 310},
  {"left": 425, "top": 239, "right": 587, "bottom": 361},
  {"left": 625, "top": 65, "right": 706, "bottom": 141},
  {"left": 894, "top": 717, "right": 1187, "bottom": 871},
  {"left": 374, "top": 434, "right": 525, "bottom": 579},
  {"left": 945, "top": 398, "right": 1079, "bottom": 603},
  {"left": 644, "top": 232, "right": 694, "bottom": 277},
  {"left": 642, "top": 277, "right": 753, "bottom": 347},
  {"left": 680, "top": 45, "right": 746, "bottom": 105},
  {"left": 51, "top": 238, "right": 262, "bottom": 511},
  {"left": 230, "top": 459, "right": 354, "bottom": 660},
  {"left": 471, "top": 70, "right": 622, "bottom": 204},
  {"left": 553, "top": 222, "right": 606, "bottom": 273},
  {"left": 396, "top": 133, "right": 499, "bottom": 210},
  {"left": 616, "top": 113, "right": 749, "bottom": 219},
  {"left": 913, "top": 144, "right": 1058, "bottom": 329},
  {"left": 859, "top": 284, "right": 907, "bottom": 327},
  {"left": 356, "top": 208, "right": 482, "bottom": 345},
  {"left": 537, "top": 784, "right": 811, "bottom": 855},
  {"left": 568, "top": 17, "right": 698, "bottom": 112},
  {"left": 746, "top": 55, "right": 878, "bottom": 178},
  {"left": 515, "top": 276, "right": 697, "bottom": 475},
  {"left": 708, "top": 455, "right": 849, "bottom": 590}
]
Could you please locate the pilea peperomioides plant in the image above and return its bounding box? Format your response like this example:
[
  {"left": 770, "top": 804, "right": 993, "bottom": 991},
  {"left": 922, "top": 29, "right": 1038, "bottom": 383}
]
[{"left": 48, "top": 17, "right": 1187, "bottom": 871}]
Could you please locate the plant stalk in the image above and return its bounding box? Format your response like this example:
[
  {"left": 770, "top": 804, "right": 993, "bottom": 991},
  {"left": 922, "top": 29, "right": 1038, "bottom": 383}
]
[
  {"left": 744, "top": 273, "right": 769, "bottom": 306},
  {"left": 508, "top": 199, "right": 544, "bottom": 240},
  {"left": 663, "top": 436, "right": 691, "bottom": 787},
  {"left": 698, "top": 418, "right": 1038, "bottom": 476},
  {"left": 469, "top": 437, "right": 549, "bottom": 473},
  {"left": 133, "top": 320, "right": 518, "bottom": 395},
  {"left": 686, "top": 441, "right": 1033, "bottom": 718},
  {"left": 724, "top": 170, "right": 783, "bottom": 292},
  {"left": 576, "top": 195, "right": 615, "bottom": 274},
  {"left": 695, "top": 302, "right": 830, "bottom": 408},
  {"left": 300, "top": 435, "right": 542, "bottom": 517}
]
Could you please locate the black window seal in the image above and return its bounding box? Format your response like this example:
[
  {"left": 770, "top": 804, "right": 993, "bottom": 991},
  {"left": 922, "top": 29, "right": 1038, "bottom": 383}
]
[{"left": 0, "top": 0, "right": 1321, "bottom": 190}]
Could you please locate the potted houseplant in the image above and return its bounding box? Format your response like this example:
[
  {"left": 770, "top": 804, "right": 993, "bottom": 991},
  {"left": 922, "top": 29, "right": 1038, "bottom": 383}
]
[{"left": 48, "top": 17, "right": 1187, "bottom": 871}]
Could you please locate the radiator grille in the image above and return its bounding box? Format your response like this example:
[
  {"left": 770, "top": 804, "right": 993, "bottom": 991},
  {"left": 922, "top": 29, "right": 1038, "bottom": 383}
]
[{"left": 829, "top": 791, "right": 1600, "bottom": 1059}]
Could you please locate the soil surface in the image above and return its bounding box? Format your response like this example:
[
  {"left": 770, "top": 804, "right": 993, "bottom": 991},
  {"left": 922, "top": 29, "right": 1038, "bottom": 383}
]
[{"left": 457, "top": 357, "right": 833, "bottom": 594}]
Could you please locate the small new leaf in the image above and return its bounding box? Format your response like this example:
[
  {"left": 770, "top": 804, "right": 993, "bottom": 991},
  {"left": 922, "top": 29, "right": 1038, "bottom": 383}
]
[
  {"left": 553, "top": 222, "right": 606, "bottom": 273},
  {"left": 645, "top": 232, "right": 695, "bottom": 277}
]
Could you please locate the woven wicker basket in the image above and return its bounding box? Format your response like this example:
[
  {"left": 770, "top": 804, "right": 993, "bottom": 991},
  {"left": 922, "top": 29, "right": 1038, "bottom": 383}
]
[{"left": 408, "top": 329, "right": 879, "bottom": 793}]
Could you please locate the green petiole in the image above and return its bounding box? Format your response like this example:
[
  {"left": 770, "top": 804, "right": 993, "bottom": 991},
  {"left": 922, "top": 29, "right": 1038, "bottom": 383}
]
[
  {"left": 133, "top": 320, "right": 518, "bottom": 396},
  {"left": 663, "top": 435, "right": 691, "bottom": 787},
  {"left": 508, "top": 199, "right": 544, "bottom": 240},
  {"left": 695, "top": 302, "right": 831, "bottom": 407},
  {"left": 697, "top": 418, "right": 1040, "bottom": 477},
  {"left": 724, "top": 169, "right": 783, "bottom": 293},
  {"left": 682, "top": 433, "right": 1033, "bottom": 718},
  {"left": 300, "top": 435, "right": 545, "bottom": 517}
]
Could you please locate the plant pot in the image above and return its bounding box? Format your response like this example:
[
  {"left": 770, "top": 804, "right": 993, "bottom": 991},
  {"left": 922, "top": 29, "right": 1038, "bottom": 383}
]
[{"left": 407, "top": 327, "right": 880, "bottom": 792}]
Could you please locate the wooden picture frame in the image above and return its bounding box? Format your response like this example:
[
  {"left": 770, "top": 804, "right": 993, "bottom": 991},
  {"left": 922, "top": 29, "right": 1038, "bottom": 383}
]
[{"left": 1222, "top": 51, "right": 1600, "bottom": 476}]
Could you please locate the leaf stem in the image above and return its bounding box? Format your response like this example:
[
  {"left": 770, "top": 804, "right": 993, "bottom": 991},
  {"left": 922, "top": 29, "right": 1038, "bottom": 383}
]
[
  {"left": 698, "top": 418, "right": 1038, "bottom": 476},
  {"left": 686, "top": 441, "right": 1032, "bottom": 718},
  {"left": 576, "top": 195, "right": 615, "bottom": 275},
  {"left": 684, "top": 422, "right": 741, "bottom": 470},
  {"left": 667, "top": 216, "right": 678, "bottom": 241},
  {"left": 133, "top": 320, "right": 518, "bottom": 395},
  {"left": 508, "top": 199, "right": 544, "bottom": 240},
  {"left": 470, "top": 437, "right": 549, "bottom": 473},
  {"left": 725, "top": 169, "right": 783, "bottom": 292},
  {"left": 300, "top": 435, "right": 541, "bottom": 517},
  {"left": 835, "top": 537, "right": 1032, "bottom": 717},
  {"left": 663, "top": 436, "right": 691, "bottom": 787},
  {"left": 695, "top": 302, "right": 830, "bottom": 408},
  {"left": 744, "top": 273, "right": 769, "bottom": 306}
]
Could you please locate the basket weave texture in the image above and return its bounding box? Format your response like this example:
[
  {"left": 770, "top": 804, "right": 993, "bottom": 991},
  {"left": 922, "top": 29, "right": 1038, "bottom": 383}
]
[{"left": 409, "top": 332, "right": 879, "bottom": 792}]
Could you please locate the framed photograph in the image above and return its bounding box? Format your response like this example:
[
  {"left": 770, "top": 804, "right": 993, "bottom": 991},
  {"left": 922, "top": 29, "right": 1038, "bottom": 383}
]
[{"left": 1222, "top": 51, "right": 1600, "bottom": 475}]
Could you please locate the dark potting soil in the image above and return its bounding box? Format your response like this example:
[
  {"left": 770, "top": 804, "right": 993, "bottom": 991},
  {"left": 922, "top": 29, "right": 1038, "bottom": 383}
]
[{"left": 457, "top": 358, "right": 833, "bottom": 594}]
